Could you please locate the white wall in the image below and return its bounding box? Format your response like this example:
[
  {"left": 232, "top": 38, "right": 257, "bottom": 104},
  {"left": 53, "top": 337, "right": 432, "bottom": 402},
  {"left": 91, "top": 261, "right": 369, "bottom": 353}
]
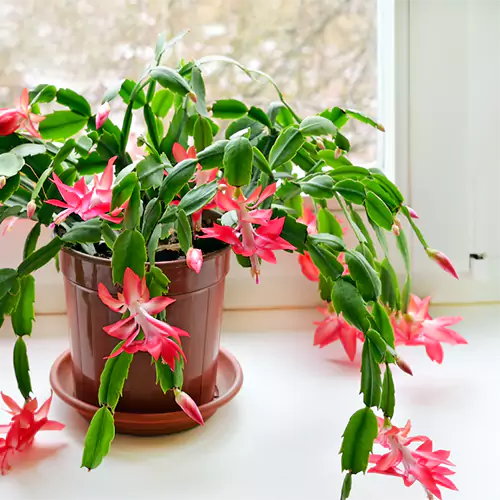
[{"left": 399, "top": 0, "right": 500, "bottom": 302}]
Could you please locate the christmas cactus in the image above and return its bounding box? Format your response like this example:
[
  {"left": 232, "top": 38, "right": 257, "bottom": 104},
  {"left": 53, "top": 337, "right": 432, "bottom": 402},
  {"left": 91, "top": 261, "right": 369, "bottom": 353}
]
[{"left": 0, "top": 34, "right": 464, "bottom": 498}]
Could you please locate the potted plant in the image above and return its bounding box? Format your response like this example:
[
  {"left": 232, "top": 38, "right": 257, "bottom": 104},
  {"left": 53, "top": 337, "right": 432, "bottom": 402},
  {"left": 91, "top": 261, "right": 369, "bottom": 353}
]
[{"left": 0, "top": 34, "right": 463, "bottom": 499}]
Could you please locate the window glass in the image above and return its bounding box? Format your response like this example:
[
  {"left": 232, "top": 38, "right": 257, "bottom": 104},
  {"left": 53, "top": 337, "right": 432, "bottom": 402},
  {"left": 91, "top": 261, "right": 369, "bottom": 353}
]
[{"left": 0, "top": 0, "right": 377, "bottom": 164}]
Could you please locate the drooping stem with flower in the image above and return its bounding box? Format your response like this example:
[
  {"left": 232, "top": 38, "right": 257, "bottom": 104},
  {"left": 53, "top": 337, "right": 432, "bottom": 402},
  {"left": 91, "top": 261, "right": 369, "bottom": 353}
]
[{"left": 0, "top": 33, "right": 464, "bottom": 498}]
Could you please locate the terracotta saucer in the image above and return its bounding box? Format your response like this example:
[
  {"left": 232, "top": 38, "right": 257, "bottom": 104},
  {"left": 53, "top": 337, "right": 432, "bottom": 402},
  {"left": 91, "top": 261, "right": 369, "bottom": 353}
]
[{"left": 50, "top": 348, "right": 243, "bottom": 436}]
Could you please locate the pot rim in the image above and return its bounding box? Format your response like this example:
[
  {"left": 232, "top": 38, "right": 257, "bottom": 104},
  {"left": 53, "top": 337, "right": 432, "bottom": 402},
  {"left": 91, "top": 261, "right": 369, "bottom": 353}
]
[{"left": 60, "top": 241, "right": 230, "bottom": 269}]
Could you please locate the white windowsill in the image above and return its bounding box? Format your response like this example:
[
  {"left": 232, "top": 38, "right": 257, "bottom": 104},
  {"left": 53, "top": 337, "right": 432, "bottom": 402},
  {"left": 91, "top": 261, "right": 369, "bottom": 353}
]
[{"left": 0, "top": 304, "right": 497, "bottom": 499}]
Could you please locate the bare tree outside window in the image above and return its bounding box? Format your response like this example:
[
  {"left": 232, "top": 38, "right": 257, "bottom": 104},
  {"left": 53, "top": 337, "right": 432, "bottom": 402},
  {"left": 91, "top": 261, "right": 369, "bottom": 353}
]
[{"left": 0, "top": 0, "right": 377, "bottom": 164}]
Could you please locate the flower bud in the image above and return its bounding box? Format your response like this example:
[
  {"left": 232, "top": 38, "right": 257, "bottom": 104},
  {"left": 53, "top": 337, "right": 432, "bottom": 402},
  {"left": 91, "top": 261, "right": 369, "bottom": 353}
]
[
  {"left": 95, "top": 102, "right": 111, "bottom": 130},
  {"left": 188, "top": 91, "right": 198, "bottom": 103},
  {"left": 186, "top": 247, "right": 203, "bottom": 274},
  {"left": 0, "top": 176, "right": 6, "bottom": 189},
  {"left": 395, "top": 356, "right": 413, "bottom": 376},
  {"left": 316, "top": 138, "right": 325, "bottom": 150},
  {"left": 377, "top": 123, "right": 386, "bottom": 132},
  {"left": 392, "top": 224, "right": 400, "bottom": 236},
  {"left": 426, "top": 248, "right": 459, "bottom": 280},
  {"left": 406, "top": 206, "right": 419, "bottom": 219},
  {"left": 174, "top": 388, "right": 204, "bottom": 426},
  {"left": 334, "top": 147, "right": 342, "bottom": 159},
  {"left": 26, "top": 200, "right": 36, "bottom": 219}
]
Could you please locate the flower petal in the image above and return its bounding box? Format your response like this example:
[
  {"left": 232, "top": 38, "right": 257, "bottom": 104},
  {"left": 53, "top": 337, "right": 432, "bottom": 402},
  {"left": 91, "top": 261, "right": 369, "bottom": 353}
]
[
  {"left": 141, "top": 296, "right": 176, "bottom": 315},
  {"left": 172, "top": 143, "right": 188, "bottom": 163},
  {"left": 98, "top": 283, "right": 126, "bottom": 312},
  {"left": 1, "top": 393, "right": 21, "bottom": 414},
  {"left": 123, "top": 268, "right": 143, "bottom": 306}
]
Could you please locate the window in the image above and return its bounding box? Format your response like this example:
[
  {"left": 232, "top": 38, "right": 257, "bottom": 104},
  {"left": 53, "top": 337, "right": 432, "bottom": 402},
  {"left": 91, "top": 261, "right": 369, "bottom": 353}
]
[
  {"left": 0, "top": 0, "right": 379, "bottom": 166},
  {"left": 0, "top": 0, "right": 381, "bottom": 311}
]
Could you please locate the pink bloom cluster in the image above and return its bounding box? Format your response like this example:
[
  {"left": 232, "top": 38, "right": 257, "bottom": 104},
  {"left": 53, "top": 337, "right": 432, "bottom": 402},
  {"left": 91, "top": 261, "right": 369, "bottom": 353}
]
[
  {"left": 0, "top": 88, "right": 44, "bottom": 138},
  {"left": 369, "top": 418, "right": 457, "bottom": 500},
  {"left": 46, "top": 156, "right": 126, "bottom": 226},
  {"left": 0, "top": 393, "right": 64, "bottom": 474},
  {"left": 201, "top": 181, "right": 295, "bottom": 283},
  {"left": 99, "top": 268, "right": 204, "bottom": 426},
  {"left": 313, "top": 307, "right": 364, "bottom": 361},
  {"left": 99, "top": 268, "right": 188, "bottom": 370},
  {"left": 392, "top": 295, "right": 466, "bottom": 364},
  {"left": 314, "top": 295, "right": 465, "bottom": 364}
]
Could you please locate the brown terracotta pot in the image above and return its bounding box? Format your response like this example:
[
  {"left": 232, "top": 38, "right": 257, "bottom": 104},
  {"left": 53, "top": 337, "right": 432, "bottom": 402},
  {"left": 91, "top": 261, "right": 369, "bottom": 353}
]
[{"left": 59, "top": 244, "right": 231, "bottom": 414}]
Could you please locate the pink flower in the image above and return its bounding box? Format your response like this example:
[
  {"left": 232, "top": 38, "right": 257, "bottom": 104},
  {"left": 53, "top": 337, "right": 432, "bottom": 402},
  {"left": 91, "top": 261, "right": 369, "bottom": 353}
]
[
  {"left": 391, "top": 295, "right": 466, "bottom": 364},
  {"left": 202, "top": 180, "right": 293, "bottom": 282},
  {"left": 0, "top": 88, "right": 44, "bottom": 138},
  {"left": 1, "top": 217, "right": 19, "bottom": 236},
  {"left": 426, "top": 248, "right": 459, "bottom": 280},
  {"left": 313, "top": 307, "right": 364, "bottom": 361},
  {"left": 298, "top": 206, "right": 318, "bottom": 235},
  {"left": 214, "top": 180, "right": 276, "bottom": 225},
  {"left": 202, "top": 216, "right": 295, "bottom": 283},
  {"left": 0, "top": 392, "right": 64, "bottom": 475},
  {"left": 26, "top": 200, "right": 36, "bottom": 219},
  {"left": 172, "top": 143, "right": 218, "bottom": 187},
  {"left": 46, "top": 156, "right": 125, "bottom": 225},
  {"left": 337, "top": 252, "right": 349, "bottom": 276},
  {"left": 95, "top": 102, "right": 111, "bottom": 130},
  {"left": 369, "top": 418, "right": 457, "bottom": 500},
  {"left": 186, "top": 247, "right": 203, "bottom": 274},
  {"left": 173, "top": 389, "right": 204, "bottom": 426},
  {"left": 0, "top": 176, "right": 6, "bottom": 190},
  {"left": 298, "top": 251, "right": 320, "bottom": 282},
  {"left": 98, "top": 268, "right": 189, "bottom": 370},
  {"left": 298, "top": 250, "right": 347, "bottom": 282}
]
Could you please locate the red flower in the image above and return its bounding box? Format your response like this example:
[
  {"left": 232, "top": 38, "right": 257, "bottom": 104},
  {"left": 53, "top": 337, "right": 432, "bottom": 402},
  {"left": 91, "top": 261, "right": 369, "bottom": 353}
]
[
  {"left": 0, "top": 393, "right": 64, "bottom": 475},
  {"left": 0, "top": 88, "right": 44, "bottom": 138},
  {"left": 202, "top": 216, "right": 294, "bottom": 283},
  {"left": 173, "top": 143, "right": 218, "bottom": 187},
  {"left": 173, "top": 389, "right": 204, "bottom": 426},
  {"left": 369, "top": 418, "right": 457, "bottom": 500},
  {"left": 391, "top": 295, "right": 466, "bottom": 364},
  {"left": 214, "top": 180, "right": 276, "bottom": 225},
  {"left": 298, "top": 252, "right": 320, "bottom": 282},
  {"left": 98, "top": 268, "right": 189, "bottom": 370},
  {"left": 313, "top": 307, "right": 364, "bottom": 361},
  {"left": 202, "top": 180, "right": 293, "bottom": 282},
  {"left": 297, "top": 206, "right": 318, "bottom": 235},
  {"left": 298, "top": 251, "right": 347, "bottom": 282},
  {"left": 46, "top": 156, "right": 125, "bottom": 225}
]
